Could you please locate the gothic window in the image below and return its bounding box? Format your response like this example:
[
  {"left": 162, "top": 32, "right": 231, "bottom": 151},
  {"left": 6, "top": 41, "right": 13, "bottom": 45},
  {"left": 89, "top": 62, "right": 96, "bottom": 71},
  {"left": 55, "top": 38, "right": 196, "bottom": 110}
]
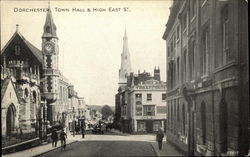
[
  {"left": 6, "top": 104, "right": 16, "bottom": 136},
  {"left": 46, "top": 55, "right": 52, "bottom": 68},
  {"left": 25, "top": 88, "right": 29, "bottom": 98},
  {"left": 14, "top": 45, "right": 21, "bottom": 55},
  {"left": 201, "top": 101, "right": 206, "bottom": 145},
  {"left": 222, "top": 4, "right": 229, "bottom": 64},
  {"left": 33, "top": 91, "right": 37, "bottom": 103}
]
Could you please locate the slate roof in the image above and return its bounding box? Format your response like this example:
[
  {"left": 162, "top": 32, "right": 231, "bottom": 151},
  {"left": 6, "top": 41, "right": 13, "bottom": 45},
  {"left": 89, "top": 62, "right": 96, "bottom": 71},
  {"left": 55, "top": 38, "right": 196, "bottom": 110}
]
[{"left": 1, "top": 31, "right": 43, "bottom": 63}]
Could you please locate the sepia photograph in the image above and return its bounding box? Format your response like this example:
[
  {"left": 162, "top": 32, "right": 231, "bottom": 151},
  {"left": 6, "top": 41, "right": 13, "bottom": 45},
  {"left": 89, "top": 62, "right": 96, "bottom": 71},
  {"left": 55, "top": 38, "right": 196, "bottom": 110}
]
[{"left": 1, "top": 0, "right": 249, "bottom": 156}]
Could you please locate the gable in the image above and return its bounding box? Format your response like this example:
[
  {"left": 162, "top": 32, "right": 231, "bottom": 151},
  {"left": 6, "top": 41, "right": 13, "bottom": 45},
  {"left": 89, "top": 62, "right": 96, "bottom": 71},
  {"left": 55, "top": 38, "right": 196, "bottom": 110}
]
[
  {"left": 1, "top": 32, "right": 43, "bottom": 65},
  {"left": 1, "top": 78, "right": 20, "bottom": 108}
]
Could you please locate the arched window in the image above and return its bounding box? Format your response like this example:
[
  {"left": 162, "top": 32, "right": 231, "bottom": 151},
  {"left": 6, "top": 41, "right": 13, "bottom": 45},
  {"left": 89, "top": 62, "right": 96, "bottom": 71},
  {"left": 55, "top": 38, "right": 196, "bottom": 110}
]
[
  {"left": 33, "top": 91, "right": 37, "bottom": 103},
  {"left": 25, "top": 88, "right": 29, "bottom": 98},
  {"left": 171, "top": 102, "right": 173, "bottom": 131},
  {"left": 201, "top": 101, "right": 206, "bottom": 145},
  {"left": 177, "top": 103, "right": 180, "bottom": 122},
  {"left": 220, "top": 98, "right": 227, "bottom": 153},
  {"left": 182, "top": 104, "right": 185, "bottom": 135}
]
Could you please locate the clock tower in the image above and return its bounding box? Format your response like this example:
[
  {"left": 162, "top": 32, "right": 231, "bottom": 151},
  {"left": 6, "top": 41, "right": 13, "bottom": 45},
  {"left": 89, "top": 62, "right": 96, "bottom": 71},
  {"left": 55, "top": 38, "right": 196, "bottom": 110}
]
[{"left": 42, "top": 6, "right": 59, "bottom": 123}]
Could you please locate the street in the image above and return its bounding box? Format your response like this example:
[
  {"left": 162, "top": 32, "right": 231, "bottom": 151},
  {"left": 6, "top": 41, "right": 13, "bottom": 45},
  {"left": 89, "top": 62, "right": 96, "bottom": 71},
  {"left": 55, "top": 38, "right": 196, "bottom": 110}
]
[{"left": 38, "top": 133, "right": 157, "bottom": 157}]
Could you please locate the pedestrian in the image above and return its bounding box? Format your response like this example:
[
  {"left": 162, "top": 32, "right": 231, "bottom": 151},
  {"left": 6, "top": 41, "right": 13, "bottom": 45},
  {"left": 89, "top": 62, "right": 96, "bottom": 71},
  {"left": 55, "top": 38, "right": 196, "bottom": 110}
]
[
  {"left": 51, "top": 129, "right": 58, "bottom": 147},
  {"left": 156, "top": 127, "right": 164, "bottom": 150},
  {"left": 60, "top": 129, "right": 67, "bottom": 150},
  {"left": 81, "top": 126, "right": 85, "bottom": 138}
]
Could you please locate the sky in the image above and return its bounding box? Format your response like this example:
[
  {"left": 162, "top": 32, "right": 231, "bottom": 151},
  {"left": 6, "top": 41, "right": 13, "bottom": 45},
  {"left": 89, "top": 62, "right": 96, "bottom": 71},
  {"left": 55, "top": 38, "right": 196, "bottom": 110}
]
[{"left": 1, "top": 0, "right": 172, "bottom": 106}]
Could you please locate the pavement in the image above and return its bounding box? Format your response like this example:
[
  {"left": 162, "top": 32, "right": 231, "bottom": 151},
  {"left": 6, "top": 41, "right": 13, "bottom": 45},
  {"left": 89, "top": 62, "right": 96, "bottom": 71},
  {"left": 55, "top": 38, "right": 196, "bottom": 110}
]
[
  {"left": 151, "top": 141, "right": 186, "bottom": 157},
  {"left": 2, "top": 134, "right": 78, "bottom": 157},
  {"left": 2, "top": 130, "right": 185, "bottom": 157}
]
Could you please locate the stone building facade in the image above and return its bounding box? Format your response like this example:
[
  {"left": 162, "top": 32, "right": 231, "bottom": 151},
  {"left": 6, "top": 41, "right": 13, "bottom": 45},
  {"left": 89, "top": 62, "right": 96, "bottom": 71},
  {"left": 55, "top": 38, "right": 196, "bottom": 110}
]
[
  {"left": 163, "top": 0, "right": 248, "bottom": 156},
  {"left": 117, "top": 68, "right": 167, "bottom": 133},
  {"left": 1, "top": 6, "right": 86, "bottom": 138}
]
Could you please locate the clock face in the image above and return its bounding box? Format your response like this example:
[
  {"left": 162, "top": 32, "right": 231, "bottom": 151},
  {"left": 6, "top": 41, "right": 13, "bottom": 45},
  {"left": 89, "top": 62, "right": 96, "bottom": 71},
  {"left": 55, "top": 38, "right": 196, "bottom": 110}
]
[{"left": 44, "top": 43, "right": 54, "bottom": 53}]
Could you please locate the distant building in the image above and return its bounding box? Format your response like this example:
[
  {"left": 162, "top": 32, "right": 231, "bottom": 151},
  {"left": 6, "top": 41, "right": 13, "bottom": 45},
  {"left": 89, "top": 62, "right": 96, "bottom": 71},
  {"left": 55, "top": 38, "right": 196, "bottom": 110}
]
[
  {"left": 163, "top": 0, "right": 248, "bottom": 156},
  {"left": 120, "top": 69, "right": 167, "bottom": 133}
]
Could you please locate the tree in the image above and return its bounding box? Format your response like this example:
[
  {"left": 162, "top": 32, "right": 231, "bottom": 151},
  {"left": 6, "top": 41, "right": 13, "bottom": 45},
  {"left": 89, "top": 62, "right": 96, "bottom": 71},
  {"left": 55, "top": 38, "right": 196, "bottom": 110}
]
[{"left": 101, "top": 105, "right": 114, "bottom": 121}]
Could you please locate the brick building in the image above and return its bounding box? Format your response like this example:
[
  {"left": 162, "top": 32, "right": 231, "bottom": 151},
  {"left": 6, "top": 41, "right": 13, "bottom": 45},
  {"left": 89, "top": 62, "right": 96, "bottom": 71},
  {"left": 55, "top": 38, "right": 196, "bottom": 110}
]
[{"left": 163, "top": 0, "right": 248, "bottom": 156}]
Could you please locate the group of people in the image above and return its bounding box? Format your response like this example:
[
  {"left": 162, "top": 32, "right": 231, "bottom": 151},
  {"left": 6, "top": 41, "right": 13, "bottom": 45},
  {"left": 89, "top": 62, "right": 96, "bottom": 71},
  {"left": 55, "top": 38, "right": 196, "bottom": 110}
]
[{"left": 51, "top": 129, "right": 67, "bottom": 150}]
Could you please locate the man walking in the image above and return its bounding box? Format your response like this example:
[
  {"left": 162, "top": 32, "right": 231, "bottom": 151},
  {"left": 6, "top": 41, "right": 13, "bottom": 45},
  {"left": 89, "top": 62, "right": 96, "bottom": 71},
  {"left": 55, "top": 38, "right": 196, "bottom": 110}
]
[
  {"left": 156, "top": 127, "right": 164, "bottom": 150},
  {"left": 60, "top": 129, "right": 67, "bottom": 150},
  {"left": 81, "top": 126, "right": 85, "bottom": 138},
  {"left": 51, "top": 129, "right": 58, "bottom": 147}
]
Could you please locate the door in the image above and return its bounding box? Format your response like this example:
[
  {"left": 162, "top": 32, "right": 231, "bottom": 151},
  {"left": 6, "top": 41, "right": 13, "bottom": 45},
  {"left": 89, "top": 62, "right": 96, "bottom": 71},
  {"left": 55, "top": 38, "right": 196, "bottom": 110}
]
[{"left": 146, "top": 121, "right": 153, "bottom": 133}]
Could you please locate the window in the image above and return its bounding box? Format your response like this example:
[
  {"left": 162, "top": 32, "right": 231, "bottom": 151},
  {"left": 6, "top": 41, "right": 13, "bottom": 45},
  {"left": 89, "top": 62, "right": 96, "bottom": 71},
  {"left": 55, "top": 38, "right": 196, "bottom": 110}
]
[
  {"left": 162, "top": 93, "right": 166, "bottom": 101},
  {"left": 191, "top": 0, "right": 197, "bottom": 18},
  {"left": 201, "top": 101, "right": 206, "bottom": 145},
  {"left": 167, "top": 46, "right": 170, "bottom": 57},
  {"left": 153, "top": 121, "right": 161, "bottom": 132},
  {"left": 137, "top": 121, "right": 146, "bottom": 132},
  {"left": 171, "top": 41, "right": 173, "bottom": 55},
  {"left": 25, "top": 88, "right": 29, "bottom": 97},
  {"left": 183, "top": 13, "right": 187, "bottom": 31},
  {"left": 190, "top": 41, "right": 195, "bottom": 80},
  {"left": 14, "top": 45, "right": 21, "bottom": 55},
  {"left": 176, "top": 26, "right": 180, "bottom": 40},
  {"left": 143, "top": 105, "right": 155, "bottom": 116},
  {"left": 182, "top": 104, "right": 185, "bottom": 135},
  {"left": 177, "top": 100, "right": 180, "bottom": 121},
  {"left": 136, "top": 93, "right": 142, "bottom": 116},
  {"left": 169, "top": 61, "right": 174, "bottom": 89},
  {"left": 183, "top": 50, "right": 187, "bottom": 82},
  {"left": 122, "top": 106, "right": 127, "bottom": 116},
  {"left": 202, "top": 28, "right": 209, "bottom": 75},
  {"left": 222, "top": 4, "right": 229, "bottom": 64},
  {"left": 147, "top": 93, "right": 152, "bottom": 101},
  {"left": 177, "top": 57, "right": 180, "bottom": 83},
  {"left": 219, "top": 98, "right": 228, "bottom": 153}
]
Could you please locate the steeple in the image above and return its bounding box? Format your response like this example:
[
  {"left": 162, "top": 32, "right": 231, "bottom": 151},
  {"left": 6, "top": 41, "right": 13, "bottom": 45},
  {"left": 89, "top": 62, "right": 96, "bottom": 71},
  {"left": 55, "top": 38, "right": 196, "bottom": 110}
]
[
  {"left": 119, "top": 28, "right": 132, "bottom": 86},
  {"left": 42, "top": 3, "right": 57, "bottom": 38}
]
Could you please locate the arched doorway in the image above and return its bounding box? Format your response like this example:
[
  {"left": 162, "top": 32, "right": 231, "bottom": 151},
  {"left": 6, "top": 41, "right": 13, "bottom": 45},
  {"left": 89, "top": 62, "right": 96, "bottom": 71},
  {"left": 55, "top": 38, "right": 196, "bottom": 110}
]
[
  {"left": 201, "top": 101, "right": 206, "bottom": 145},
  {"left": 6, "top": 104, "right": 16, "bottom": 136}
]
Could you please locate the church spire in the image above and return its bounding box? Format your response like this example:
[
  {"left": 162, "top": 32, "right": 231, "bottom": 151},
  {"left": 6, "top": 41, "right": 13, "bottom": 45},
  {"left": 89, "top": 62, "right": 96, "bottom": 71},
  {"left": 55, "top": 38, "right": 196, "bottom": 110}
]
[
  {"left": 119, "top": 28, "right": 132, "bottom": 86},
  {"left": 42, "top": 2, "right": 57, "bottom": 38}
]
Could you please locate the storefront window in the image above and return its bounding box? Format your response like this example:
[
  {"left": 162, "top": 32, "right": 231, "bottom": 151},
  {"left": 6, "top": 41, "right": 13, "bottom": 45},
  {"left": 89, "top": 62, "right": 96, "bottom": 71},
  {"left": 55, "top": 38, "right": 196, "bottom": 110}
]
[{"left": 137, "top": 121, "right": 146, "bottom": 132}]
